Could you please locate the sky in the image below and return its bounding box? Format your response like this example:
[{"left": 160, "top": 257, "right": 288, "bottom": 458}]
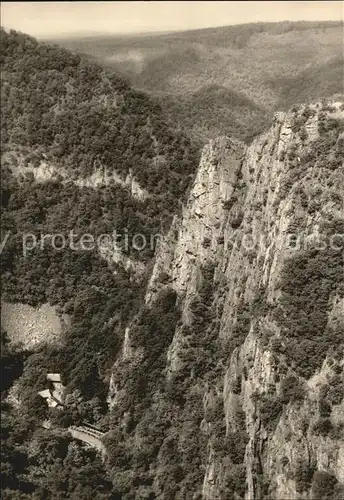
[{"left": 1, "top": 1, "right": 343, "bottom": 38}]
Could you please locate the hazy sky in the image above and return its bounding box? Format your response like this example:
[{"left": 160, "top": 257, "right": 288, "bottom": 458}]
[{"left": 1, "top": 1, "right": 343, "bottom": 38}]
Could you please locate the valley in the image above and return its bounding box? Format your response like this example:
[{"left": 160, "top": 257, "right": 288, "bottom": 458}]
[
  {"left": 54, "top": 21, "right": 344, "bottom": 143},
  {"left": 1, "top": 19, "right": 344, "bottom": 500}
]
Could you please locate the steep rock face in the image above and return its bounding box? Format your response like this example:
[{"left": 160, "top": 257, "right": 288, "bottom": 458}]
[
  {"left": 147, "top": 136, "right": 245, "bottom": 301},
  {"left": 107, "top": 100, "right": 344, "bottom": 499},
  {"left": 145, "top": 137, "right": 246, "bottom": 373},
  {"left": 204, "top": 101, "right": 343, "bottom": 500}
]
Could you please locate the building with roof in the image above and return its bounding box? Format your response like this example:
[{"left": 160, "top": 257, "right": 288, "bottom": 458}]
[{"left": 38, "top": 373, "right": 65, "bottom": 408}]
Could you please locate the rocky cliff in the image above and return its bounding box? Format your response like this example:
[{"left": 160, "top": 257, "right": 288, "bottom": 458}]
[{"left": 106, "top": 100, "right": 344, "bottom": 500}]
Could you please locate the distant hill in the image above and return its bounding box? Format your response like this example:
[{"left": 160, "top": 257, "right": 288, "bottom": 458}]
[
  {"left": 156, "top": 85, "right": 269, "bottom": 143},
  {"left": 53, "top": 21, "right": 344, "bottom": 143}
]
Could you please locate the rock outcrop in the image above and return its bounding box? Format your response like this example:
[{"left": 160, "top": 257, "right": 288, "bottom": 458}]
[
  {"left": 107, "top": 100, "right": 344, "bottom": 499},
  {"left": 1, "top": 301, "right": 69, "bottom": 350},
  {"left": 3, "top": 153, "right": 149, "bottom": 200}
]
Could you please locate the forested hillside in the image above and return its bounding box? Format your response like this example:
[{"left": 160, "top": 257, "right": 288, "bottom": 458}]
[
  {"left": 1, "top": 27, "right": 200, "bottom": 305},
  {"left": 0, "top": 29, "right": 201, "bottom": 498},
  {"left": 55, "top": 21, "right": 344, "bottom": 142},
  {"left": 1, "top": 28, "right": 199, "bottom": 196}
]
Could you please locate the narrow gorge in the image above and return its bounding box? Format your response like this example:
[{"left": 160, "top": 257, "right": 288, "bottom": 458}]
[{"left": 1, "top": 23, "right": 343, "bottom": 500}]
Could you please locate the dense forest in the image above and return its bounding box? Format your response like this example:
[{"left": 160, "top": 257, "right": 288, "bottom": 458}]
[
  {"left": 1, "top": 28, "right": 200, "bottom": 195},
  {"left": 0, "top": 28, "right": 201, "bottom": 499},
  {"left": 0, "top": 28, "right": 202, "bottom": 310}
]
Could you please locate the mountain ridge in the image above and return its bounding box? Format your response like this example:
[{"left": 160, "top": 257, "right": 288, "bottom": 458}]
[{"left": 54, "top": 20, "right": 344, "bottom": 143}]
